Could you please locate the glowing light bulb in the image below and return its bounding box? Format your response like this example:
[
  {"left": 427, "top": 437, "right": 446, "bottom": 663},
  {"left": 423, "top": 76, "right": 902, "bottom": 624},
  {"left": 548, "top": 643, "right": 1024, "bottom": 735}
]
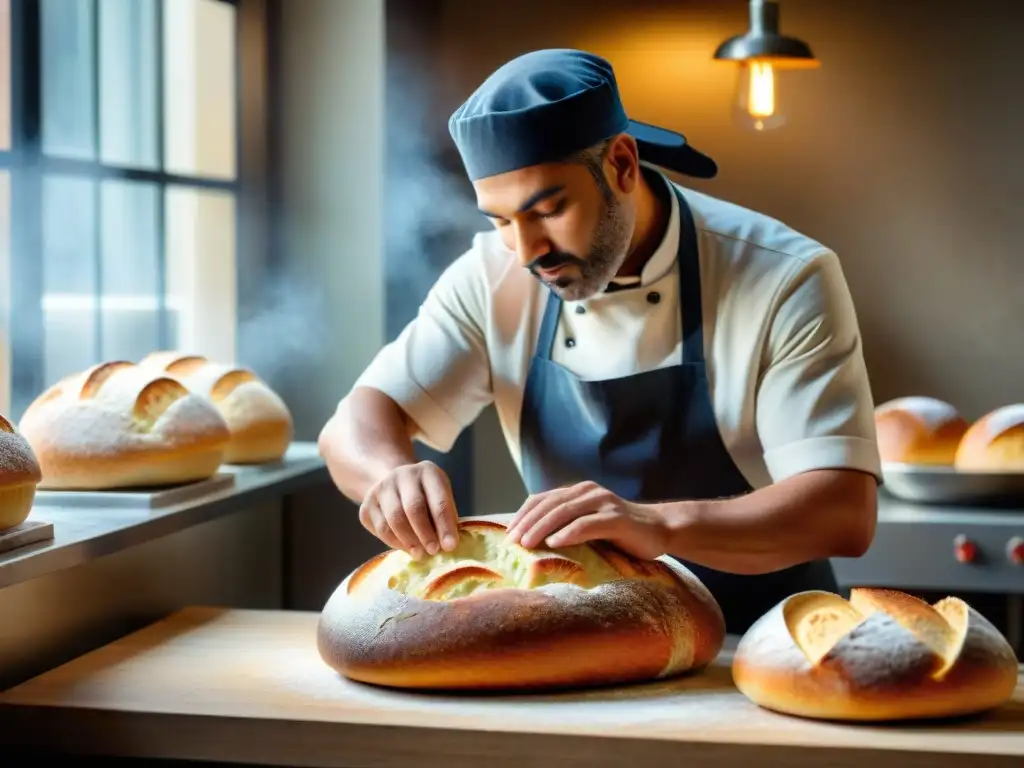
[
  {"left": 734, "top": 60, "right": 786, "bottom": 132},
  {"left": 713, "top": 2, "right": 819, "bottom": 132}
]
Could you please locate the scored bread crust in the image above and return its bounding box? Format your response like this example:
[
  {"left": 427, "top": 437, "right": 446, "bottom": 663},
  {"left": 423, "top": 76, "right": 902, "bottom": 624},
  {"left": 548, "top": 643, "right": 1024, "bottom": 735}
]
[
  {"left": 318, "top": 520, "right": 726, "bottom": 691},
  {"left": 18, "top": 361, "right": 231, "bottom": 490},
  {"left": 0, "top": 414, "right": 42, "bottom": 530},
  {"left": 731, "top": 588, "right": 1020, "bottom": 721},
  {"left": 874, "top": 397, "right": 969, "bottom": 465},
  {"left": 954, "top": 403, "right": 1024, "bottom": 472},
  {"left": 140, "top": 352, "right": 293, "bottom": 464}
]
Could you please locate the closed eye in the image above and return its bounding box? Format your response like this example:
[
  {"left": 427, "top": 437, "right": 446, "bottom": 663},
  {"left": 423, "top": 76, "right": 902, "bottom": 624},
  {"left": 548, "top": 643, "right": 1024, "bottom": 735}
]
[{"left": 534, "top": 198, "right": 568, "bottom": 219}]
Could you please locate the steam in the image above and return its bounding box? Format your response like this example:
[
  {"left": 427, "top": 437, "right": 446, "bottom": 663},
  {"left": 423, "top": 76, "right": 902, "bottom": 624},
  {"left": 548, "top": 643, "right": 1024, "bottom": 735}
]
[
  {"left": 235, "top": 263, "right": 327, "bottom": 385},
  {"left": 384, "top": 58, "right": 488, "bottom": 328}
]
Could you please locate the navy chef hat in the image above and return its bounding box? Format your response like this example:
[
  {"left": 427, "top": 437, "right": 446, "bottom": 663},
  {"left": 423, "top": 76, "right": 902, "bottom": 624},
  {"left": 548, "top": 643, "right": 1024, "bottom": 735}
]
[{"left": 448, "top": 48, "right": 717, "bottom": 182}]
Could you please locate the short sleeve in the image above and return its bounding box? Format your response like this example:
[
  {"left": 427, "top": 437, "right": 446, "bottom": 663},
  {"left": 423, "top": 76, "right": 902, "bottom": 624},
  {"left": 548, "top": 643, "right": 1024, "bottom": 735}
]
[
  {"left": 352, "top": 244, "right": 494, "bottom": 453},
  {"left": 756, "top": 250, "right": 882, "bottom": 483}
]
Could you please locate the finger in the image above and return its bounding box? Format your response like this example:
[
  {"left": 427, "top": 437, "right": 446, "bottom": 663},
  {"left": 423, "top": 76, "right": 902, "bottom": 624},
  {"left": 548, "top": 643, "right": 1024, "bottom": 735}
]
[
  {"left": 518, "top": 493, "right": 600, "bottom": 549},
  {"left": 396, "top": 471, "right": 440, "bottom": 556},
  {"left": 421, "top": 468, "right": 459, "bottom": 551},
  {"left": 360, "top": 496, "right": 403, "bottom": 551},
  {"left": 544, "top": 510, "right": 618, "bottom": 548},
  {"left": 377, "top": 483, "right": 424, "bottom": 558},
  {"left": 505, "top": 492, "right": 550, "bottom": 542},
  {"left": 506, "top": 489, "right": 570, "bottom": 545}
]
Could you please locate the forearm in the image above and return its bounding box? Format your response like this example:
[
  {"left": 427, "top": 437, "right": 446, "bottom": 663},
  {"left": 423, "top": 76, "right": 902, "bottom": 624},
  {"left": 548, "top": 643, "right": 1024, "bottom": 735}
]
[
  {"left": 317, "top": 386, "right": 419, "bottom": 503},
  {"left": 657, "top": 469, "right": 878, "bottom": 575}
]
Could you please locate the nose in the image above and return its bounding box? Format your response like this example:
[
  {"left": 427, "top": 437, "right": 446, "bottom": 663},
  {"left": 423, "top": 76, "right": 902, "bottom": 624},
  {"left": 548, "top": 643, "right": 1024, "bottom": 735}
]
[{"left": 511, "top": 222, "right": 550, "bottom": 268}]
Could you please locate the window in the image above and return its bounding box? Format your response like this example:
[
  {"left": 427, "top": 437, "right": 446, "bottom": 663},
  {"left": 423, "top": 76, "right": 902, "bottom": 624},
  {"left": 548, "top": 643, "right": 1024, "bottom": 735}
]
[{"left": 0, "top": 0, "right": 241, "bottom": 419}]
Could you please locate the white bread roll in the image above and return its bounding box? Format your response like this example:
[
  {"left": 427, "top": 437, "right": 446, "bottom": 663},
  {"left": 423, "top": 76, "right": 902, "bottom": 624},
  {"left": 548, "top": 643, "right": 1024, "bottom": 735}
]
[
  {"left": 318, "top": 519, "right": 726, "bottom": 691},
  {"left": 18, "top": 361, "right": 231, "bottom": 490},
  {"left": 874, "top": 396, "right": 969, "bottom": 465},
  {"left": 954, "top": 404, "right": 1024, "bottom": 472},
  {"left": 0, "top": 414, "right": 42, "bottom": 530},
  {"left": 732, "top": 588, "right": 1019, "bottom": 721},
  {"left": 140, "top": 352, "right": 292, "bottom": 464}
]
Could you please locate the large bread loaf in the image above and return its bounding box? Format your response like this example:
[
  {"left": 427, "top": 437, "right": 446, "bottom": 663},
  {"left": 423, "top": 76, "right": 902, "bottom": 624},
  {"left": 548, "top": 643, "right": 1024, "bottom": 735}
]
[
  {"left": 317, "top": 519, "right": 726, "bottom": 691},
  {"left": 732, "top": 588, "right": 1019, "bottom": 721},
  {"left": 140, "top": 352, "right": 292, "bottom": 464},
  {"left": 0, "top": 413, "right": 42, "bottom": 529},
  {"left": 18, "top": 361, "right": 231, "bottom": 490}
]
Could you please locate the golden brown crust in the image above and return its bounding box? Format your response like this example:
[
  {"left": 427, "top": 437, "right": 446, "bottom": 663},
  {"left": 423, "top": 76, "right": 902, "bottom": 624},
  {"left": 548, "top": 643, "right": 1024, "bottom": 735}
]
[
  {"left": 0, "top": 414, "right": 42, "bottom": 530},
  {"left": 140, "top": 351, "right": 293, "bottom": 464},
  {"left": 731, "top": 588, "right": 1019, "bottom": 721},
  {"left": 318, "top": 519, "right": 726, "bottom": 691},
  {"left": 874, "top": 397, "right": 969, "bottom": 465},
  {"left": 954, "top": 404, "right": 1024, "bottom": 472},
  {"left": 17, "top": 362, "right": 231, "bottom": 490}
]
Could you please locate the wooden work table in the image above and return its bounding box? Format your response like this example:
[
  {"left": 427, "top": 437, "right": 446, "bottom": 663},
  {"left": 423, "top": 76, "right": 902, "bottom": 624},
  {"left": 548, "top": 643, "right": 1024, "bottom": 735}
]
[{"left": 0, "top": 607, "right": 1021, "bottom": 767}]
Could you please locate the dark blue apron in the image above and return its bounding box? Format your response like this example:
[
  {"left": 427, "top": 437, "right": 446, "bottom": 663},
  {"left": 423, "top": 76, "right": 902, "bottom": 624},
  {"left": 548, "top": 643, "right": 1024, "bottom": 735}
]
[{"left": 518, "top": 184, "right": 838, "bottom": 635}]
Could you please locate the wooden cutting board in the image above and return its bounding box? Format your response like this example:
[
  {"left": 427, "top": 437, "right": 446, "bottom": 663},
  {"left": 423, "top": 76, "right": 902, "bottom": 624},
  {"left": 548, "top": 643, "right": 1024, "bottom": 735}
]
[{"left": 0, "top": 606, "right": 1020, "bottom": 767}]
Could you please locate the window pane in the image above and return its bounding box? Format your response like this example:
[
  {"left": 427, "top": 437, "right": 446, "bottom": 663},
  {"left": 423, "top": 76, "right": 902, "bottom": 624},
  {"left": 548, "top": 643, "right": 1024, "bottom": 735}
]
[
  {"left": 164, "top": 0, "right": 236, "bottom": 179},
  {"left": 0, "top": 0, "right": 10, "bottom": 151},
  {"left": 42, "top": 175, "right": 98, "bottom": 383},
  {"left": 99, "top": 179, "right": 162, "bottom": 361},
  {"left": 99, "top": 0, "right": 159, "bottom": 169},
  {"left": 166, "top": 186, "right": 236, "bottom": 361},
  {"left": 0, "top": 171, "right": 10, "bottom": 414},
  {"left": 41, "top": 0, "right": 96, "bottom": 160}
]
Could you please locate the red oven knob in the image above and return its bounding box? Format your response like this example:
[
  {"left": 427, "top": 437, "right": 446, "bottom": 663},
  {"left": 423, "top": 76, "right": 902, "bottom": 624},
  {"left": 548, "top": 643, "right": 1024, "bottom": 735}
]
[
  {"left": 1007, "top": 536, "right": 1024, "bottom": 565},
  {"left": 953, "top": 534, "right": 978, "bottom": 564}
]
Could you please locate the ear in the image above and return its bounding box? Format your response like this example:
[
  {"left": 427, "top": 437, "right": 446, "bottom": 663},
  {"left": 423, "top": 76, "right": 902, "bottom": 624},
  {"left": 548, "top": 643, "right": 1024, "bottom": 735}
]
[{"left": 605, "top": 133, "right": 641, "bottom": 194}]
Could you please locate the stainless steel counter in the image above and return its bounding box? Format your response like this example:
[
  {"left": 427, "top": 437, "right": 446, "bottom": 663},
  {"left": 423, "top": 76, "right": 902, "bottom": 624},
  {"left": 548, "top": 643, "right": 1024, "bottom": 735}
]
[
  {"left": 833, "top": 491, "right": 1024, "bottom": 594},
  {"left": 0, "top": 442, "right": 329, "bottom": 590}
]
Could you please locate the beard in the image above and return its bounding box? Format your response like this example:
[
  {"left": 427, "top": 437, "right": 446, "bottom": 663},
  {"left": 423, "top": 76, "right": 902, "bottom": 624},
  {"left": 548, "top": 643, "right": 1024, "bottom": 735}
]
[{"left": 527, "top": 191, "right": 633, "bottom": 302}]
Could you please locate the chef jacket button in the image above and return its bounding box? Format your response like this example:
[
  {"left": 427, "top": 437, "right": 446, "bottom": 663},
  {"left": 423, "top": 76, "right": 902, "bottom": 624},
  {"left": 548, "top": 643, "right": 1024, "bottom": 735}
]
[
  {"left": 574, "top": 305, "right": 586, "bottom": 314},
  {"left": 565, "top": 338, "right": 576, "bottom": 348},
  {"left": 647, "top": 291, "right": 661, "bottom": 305}
]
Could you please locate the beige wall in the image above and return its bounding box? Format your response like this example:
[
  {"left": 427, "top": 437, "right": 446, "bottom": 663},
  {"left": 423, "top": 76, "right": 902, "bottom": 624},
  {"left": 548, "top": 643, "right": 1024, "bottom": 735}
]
[
  {"left": 405, "top": 0, "right": 1024, "bottom": 512},
  {"left": 276, "top": 0, "right": 387, "bottom": 440}
]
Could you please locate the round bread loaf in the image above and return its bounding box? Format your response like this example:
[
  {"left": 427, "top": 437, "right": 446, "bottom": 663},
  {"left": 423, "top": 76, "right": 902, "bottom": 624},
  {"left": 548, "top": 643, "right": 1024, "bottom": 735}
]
[
  {"left": 18, "top": 361, "right": 231, "bottom": 490},
  {"left": 318, "top": 519, "right": 726, "bottom": 691},
  {"left": 874, "top": 396, "right": 969, "bottom": 465},
  {"left": 732, "top": 588, "right": 1019, "bottom": 721},
  {"left": 954, "top": 404, "right": 1024, "bottom": 472},
  {"left": 140, "top": 352, "right": 293, "bottom": 464},
  {"left": 0, "top": 414, "right": 42, "bottom": 530}
]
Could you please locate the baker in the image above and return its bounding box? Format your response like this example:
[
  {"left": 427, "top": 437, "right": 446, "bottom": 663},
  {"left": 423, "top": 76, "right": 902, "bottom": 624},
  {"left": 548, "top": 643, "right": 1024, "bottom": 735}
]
[{"left": 319, "top": 49, "right": 882, "bottom": 634}]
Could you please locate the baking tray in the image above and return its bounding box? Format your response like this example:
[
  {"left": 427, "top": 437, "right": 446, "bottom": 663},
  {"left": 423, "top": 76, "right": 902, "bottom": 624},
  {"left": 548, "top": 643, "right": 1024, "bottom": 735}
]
[
  {"left": 881, "top": 462, "right": 1024, "bottom": 506},
  {"left": 32, "top": 473, "right": 237, "bottom": 510}
]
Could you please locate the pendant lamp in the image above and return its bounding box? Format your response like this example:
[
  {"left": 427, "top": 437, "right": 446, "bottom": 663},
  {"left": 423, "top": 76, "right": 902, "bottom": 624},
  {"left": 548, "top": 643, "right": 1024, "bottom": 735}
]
[{"left": 713, "top": 0, "right": 819, "bottom": 131}]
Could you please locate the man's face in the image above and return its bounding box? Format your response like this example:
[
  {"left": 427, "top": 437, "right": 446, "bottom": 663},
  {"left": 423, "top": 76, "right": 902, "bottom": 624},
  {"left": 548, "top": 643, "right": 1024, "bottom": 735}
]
[{"left": 473, "top": 156, "right": 635, "bottom": 301}]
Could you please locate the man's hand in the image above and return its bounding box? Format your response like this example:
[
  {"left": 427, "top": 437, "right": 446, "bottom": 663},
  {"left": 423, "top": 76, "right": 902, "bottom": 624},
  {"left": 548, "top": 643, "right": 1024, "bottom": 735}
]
[
  {"left": 359, "top": 460, "right": 460, "bottom": 559},
  {"left": 504, "top": 481, "right": 670, "bottom": 560}
]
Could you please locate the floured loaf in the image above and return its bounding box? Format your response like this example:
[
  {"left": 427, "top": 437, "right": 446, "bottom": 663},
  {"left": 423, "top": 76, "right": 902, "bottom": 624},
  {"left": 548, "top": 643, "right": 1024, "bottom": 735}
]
[
  {"left": 0, "top": 413, "right": 42, "bottom": 530},
  {"left": 955, "top": 403, "right": 1024, "bottom": 472},
  {"left": 18, "top": 361, "right": 231, "bottom": 490},
  {"left": 874, "top": 396, "right": 969, "bottom": 465},
  {"left": 317, "top": 519, "right": 726, "bottom": 691},
  {"left": 140, "top": 351, "right": 293, "bottom": 464},
  {"left": 732, "top": 588, "right": 1019, "bottom": 721}
]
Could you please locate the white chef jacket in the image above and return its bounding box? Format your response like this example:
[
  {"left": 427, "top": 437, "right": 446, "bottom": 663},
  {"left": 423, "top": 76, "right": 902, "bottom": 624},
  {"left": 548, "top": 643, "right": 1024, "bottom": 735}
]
[{"left": 352, "top": 170, "right": 882, "bottom": 490}]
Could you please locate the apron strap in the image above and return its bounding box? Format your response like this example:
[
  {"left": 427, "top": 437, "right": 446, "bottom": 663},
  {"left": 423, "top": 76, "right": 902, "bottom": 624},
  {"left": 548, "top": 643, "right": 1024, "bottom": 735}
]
[
  {"left": 673, "top": 188, "right": 705, "bottom": 365},
  {"left": 536, "top": 289, "right": 563, "bottom": 361}
]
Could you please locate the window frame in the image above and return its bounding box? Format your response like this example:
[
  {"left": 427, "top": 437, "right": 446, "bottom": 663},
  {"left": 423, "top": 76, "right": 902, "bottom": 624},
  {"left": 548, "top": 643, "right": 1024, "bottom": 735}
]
[{"left": 1, "top": 0, "right": 270, "bottom": 420}]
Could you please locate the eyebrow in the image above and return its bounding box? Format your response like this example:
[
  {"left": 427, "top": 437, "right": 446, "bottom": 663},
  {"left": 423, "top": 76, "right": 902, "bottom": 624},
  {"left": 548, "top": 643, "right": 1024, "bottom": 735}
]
[{"left": 479, "top": 185, "right": 565, "bottom": 219}]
